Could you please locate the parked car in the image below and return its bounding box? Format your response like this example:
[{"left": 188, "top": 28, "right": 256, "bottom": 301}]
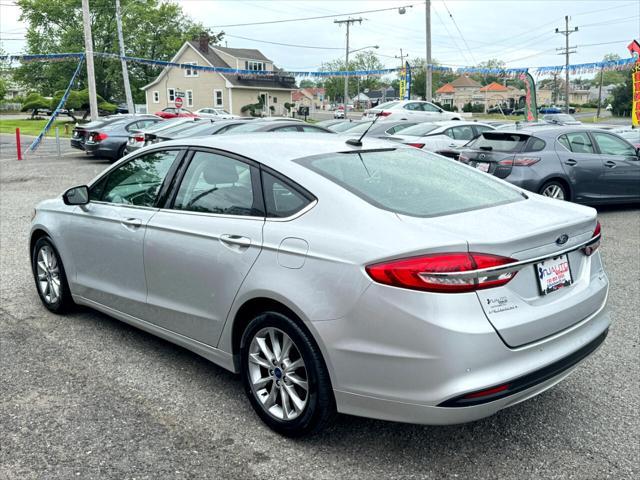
[
  {"left": 151, "top": 119, "right": 253, "bottom": 142},
  {"left": 328, "top": 120, "right": 368, "bottom": 133},
  {"left": 71, "top": 114, "right": 149, "bottom": 151},
  {"left": 542, "top": 114, "right": 581, "bottom": 126},
  {"left": 154, "top": 107, "right": 198, "bottom": 119},
  {"left": 540, "top": 106, "right": 576, "bottom": 114},
  {"left": 143, "top": 118, "right": 206, "bottom": 145},
  {"left": 84, "top": 115, "right": 163, "bottom": 161},
  {"left": 363, "top": 100, "right": 461, "bottom": 122},
  {"left": 223, "top": 121, "right": 333, "bottom": 134},
  {"left": 333, "top": 107, "right": 345, "bottom": 119},
  {"left": 458, "top": 126, "right": 640, "bottom": 204},
  {"left": 337, "top": 120, "right": 418, "bottom": 139},
  {"left": 194, "top": 108, "right": 236, "bottom": 119},
  {"left": 511, "top": 107, "right": 525, "bottom": 116},
  {"left": 610, "top": 128, "right": 640, "bottom": 148},
  {"left": 389, "top": 121, "right": 495, "bottom": 153},
  {"left": 487, "top": 106, "right": 513, "bottom": 115},
  {"left": 31, "top": 134, "right": 610, "bottom": 436},
  {"left": 124, "top": 118, "right": 193, "bottom": 154}
]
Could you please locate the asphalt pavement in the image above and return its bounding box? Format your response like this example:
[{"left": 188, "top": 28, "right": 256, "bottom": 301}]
[{"left": 0, "top": 133, "right": 638, "bottom": 479}]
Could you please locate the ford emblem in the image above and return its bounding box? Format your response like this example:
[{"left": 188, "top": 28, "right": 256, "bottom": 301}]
[{"left": 556, "top": 234, "right": 569, "bottom": 245}]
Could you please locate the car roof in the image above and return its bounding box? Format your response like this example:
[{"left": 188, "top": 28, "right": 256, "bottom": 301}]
[
  {"left": 157, "top": 133, "right": 397, "bottom": 164},
  {"left": 485, "top": 125, "right": 611, "bottom": 137}
]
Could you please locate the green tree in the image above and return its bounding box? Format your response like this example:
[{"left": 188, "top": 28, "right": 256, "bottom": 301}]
[
  {"left": 320, "top": 51, "right": 384, "bottom": 102},
  {"left": 14, "top": 0, "right": 222, "bottom": 103},
  {"left": 406, "top": 57, "right": 456, "bottom": 100},
  {"left": 21, "top": 92, "right": 51, "bottom": 118},
  {"left": 299, "top": 79, "right": 316, "bottom": 88},
  {"left": 50, "top": 88, "right": 116, "bottom": 121},
  {"left": 0, "top": 77, "right": 6, "bottom": 102},
  {"left": 599, "top": 54, "right": 627, "bottom": 86},
  {"left": 610, "top": 69, "right": 632, "bottom": 117}
]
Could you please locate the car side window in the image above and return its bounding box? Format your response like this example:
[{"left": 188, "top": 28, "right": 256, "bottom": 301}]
[
  {"left": 98, "top": 150, "right": 179, "bottom": 206},
  {"left": 450, "top": 126, "right": 475, "bottom": 141},
  {"left": 564, "top": 132, "right": 595, "bottom": 154},
  {"left": 403, "top": 103, "right": 421, "bottom": 111},
  {"left": 301, "top": 125, "right": 330, "bottom": 133},
  {"left": 274, "top": 126, "right": 300, "bottom": 132},
  {"left": 475, "top": 125, "right": 494, "bottom": 135},
  {"left": 558, "top": 135, "right": 571, "bottom": 151},
  {"left": 525, "top": 137, "right": 546, "bottom": 152},
  {"left": 262, "top": 171, "right": 313, "bottom": 218},
  {"left": 173, "top": 151, "right": 260, "bottom": 216},
  {"left": 592, "top": 132, "right": 637, "bottom": 156},
  {"left": 421, "top": 103, "right": 440, "bottom": 112}
]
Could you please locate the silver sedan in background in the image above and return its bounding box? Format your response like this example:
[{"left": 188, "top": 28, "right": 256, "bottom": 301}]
[{"left": 30, "top": 135, "right": 609, "bottom": 436}]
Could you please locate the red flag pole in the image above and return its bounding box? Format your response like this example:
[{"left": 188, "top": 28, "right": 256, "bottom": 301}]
[{"left": 16, "top": 128, "right": 23, "bottom": 161}]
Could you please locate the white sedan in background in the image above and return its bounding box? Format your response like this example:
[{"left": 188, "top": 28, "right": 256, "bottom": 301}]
[
  {"left": 194, "top": 108, "right": 237, "bottom": 119},
  {"left": 363, "top": 100, "right": 462, "bottom": 122},
  {"left": 390, "top": 121, "right": 495, "bottom": 152}
]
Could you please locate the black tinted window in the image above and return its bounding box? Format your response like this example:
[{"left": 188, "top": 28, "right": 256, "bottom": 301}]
[
  {"left": 470, "top": 132, "right": 528, "bottom": 152},
  {"left": 525, "top": 137, "right": 546, "bottom": 152},
  {"left": 298, "top": 149, "right": 523, "bottom": 218},
  {"left": 262, "top": 172, "right": 313, "bottom": 218}
]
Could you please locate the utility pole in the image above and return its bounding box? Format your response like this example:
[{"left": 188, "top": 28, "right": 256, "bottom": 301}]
[
  {"left": 115, "top": 0, "right": 134, "bottom": 115},
  {"left": 425, "top": 0, "right": 432, "bottom": 101},
  {"left": 334, "top": 17, "right": 362, "bottom": 112},
  {"left": 556, "top": 16, "right": 578, "bottom": 114},
  {"left": 81, "top": 0, "right": 99, "bottom": 121},
  {"left": 596, "top": 67, "right": 604, "bottom": 118}
]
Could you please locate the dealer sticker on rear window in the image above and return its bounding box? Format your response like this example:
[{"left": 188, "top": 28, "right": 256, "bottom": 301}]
[{"left": 536, "top": 254, "right": 573, "bottom": 295}]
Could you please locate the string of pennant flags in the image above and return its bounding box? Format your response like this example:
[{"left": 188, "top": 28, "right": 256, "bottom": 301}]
[{"left": 1, "top": 51, "right": 636, "bottom": 77}]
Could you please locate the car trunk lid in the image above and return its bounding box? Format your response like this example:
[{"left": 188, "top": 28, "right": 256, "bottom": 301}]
[
  {"left": 460, "top": 132, "right": 531, "bottom": 178},
  {"left": 398, "top": 197, "right": 607, "bottom": 347}
]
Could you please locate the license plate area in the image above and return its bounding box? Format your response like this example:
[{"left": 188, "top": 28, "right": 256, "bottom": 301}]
[
  {"left": 535, "top": 254, "right": 572, "bottom": 295},
  {"left": 475, "top": 162, "right": 490, "bottom": 172}
]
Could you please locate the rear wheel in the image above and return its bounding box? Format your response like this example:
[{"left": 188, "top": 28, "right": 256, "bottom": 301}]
[
  {"left": 540, "top": 180, "right": 568, "bottom": 201},
  {"left": 240, "top": 311, "right": 335, "bottom": 437},
  {"left": 31, "top": 237, "right": 74, "bottom": 313}
]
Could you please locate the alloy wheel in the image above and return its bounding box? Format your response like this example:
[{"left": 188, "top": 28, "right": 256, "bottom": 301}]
[
  {"left": 248, "top": 327, "right": 309, "bottom": 421},
  {"left": 36, "top": 245, "right": 61, "bottom": 304},
  {"left": 542, "top": 184, "right": 565, "bottom": 200}
]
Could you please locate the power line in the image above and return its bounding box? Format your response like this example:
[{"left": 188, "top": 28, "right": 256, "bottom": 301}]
[
  {"left": 579, "top": 15, "right": 640, "bottom": 28},
  {"left": 441, "top": 1, "right": 477, "bottom": 64},
  {"left": 224, "top": 34, "right": 342, "bottom": 50},
  {"left": 432, "top": 7, "right": 471, "bottom": 65},
  {"left": 207, "top": 3, "right": 417, "bottom": 28}
]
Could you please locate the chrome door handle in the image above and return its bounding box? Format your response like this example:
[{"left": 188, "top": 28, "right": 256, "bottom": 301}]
[
  {"left": 604, "top": 161, "right": 617, "bottom": 168},
  {"left": 220, "top": 234, "right": 251, "bottom": 247},
  {"left": 564, "top": 159, "right": 577, "bottom": 166},
  {"left": 121, "top": 217, "right": 142, "bottom": 228}
]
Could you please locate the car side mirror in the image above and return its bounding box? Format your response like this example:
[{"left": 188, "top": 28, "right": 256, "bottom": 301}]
[{"left": 63, "top": 185, "right": 89, "bottom": 205}]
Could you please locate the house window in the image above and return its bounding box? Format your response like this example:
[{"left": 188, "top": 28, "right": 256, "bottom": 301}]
[
  {"left": 246, "top": 60, "right": 265, "bottom": 71},
  {"left": 273, "top": 97, "right": 277, "bottom": 104},
  {"left": 186, "top": 90, "right": 193, "bottom": 107},
  {"left": 167, "top": 88, "right": 176, "bottom": 102},
  {"left": 152, "top": 91, "right": 159, "bottom": 103},
  {"left": 184, "top": 62, "right": 198, "bottom": 77},
  {"left": 214, "top": 89, "right": 223, "bottom": 107}
]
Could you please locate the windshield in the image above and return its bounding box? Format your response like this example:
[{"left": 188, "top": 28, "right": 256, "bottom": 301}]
[
  {"left": 468, "top": 132, "right": 529, "bottom": 152},
  {"left": 297, "top": 148, "right": 523, "bottom": 217},
  {"left": 142, "top": 118, "right": 188, "bottom": 134},
  {"left": 225, "top": 122, "right": 269, "bottom": 133},
  {"left": 170, "top": 121, "right": 219, "bottom": 137},
  {"left": 342, "top": 121, "right": 374, "bottom": 134},
  {"left": 330, "top": 121, "right": 368, "bottom": 133},
  {"left": 396, "top": 123, "right": 439, "bottom": 137},
  {"left": 156, "top": 120, "right": 201, "bottom": 137},
  {"left": 213, "top": 109, "right": 230, "bottom": 115}
]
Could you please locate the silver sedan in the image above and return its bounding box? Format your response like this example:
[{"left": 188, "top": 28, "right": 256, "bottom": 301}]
[{"left": 30, "top": 134, "right": 610, "bottom": 436}]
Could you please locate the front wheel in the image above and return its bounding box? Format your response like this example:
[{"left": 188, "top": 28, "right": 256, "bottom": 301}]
[
  {"left": 240, "top": 312, "right": 335, "bottom": 437},
  {"left": 31, "top": 236, "right": 74, "bottom": 313},
  {"left": 540, "top": 180, "right": 568, "bottom": 201}
]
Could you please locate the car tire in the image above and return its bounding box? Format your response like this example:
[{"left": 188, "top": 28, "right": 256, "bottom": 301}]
[
  {"left": 31, "top": 236, "right": 74, "bottom": 313},
  {"left": 240, "top": 311, "right": 336, "bottom": 437},
  {"left": 540, "top": 180, "right": 569, "bottom": 201}
]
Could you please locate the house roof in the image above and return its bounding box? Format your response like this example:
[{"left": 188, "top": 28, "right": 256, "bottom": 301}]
[
  {"left": 142, "top": 41, "right": 294, "bottom": 91},
  {"left": 213, "top": 46, "right": 271, "bottom": 62},
  {"left": 479, "top": 82, "right": 509, "bottom": 92},
  {"left": 436, "top": 83, "right": 455, "bottom": 94},
  {"left": 450, "top": 75, "right": 481, "bottom": 88}
]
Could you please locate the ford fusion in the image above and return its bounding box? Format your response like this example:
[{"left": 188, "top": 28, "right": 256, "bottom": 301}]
[{"left": 30, "top": 134, "right": 609, "bottom": 436}]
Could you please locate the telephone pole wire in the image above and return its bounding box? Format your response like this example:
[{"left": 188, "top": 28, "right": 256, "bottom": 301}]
[
  {"left": 556, "top": 16, "right": 578, "bottom": 114},
  {"left": 115, "top": 0, "right": 134, "bottom": 115},
  {"left": 334, "top": 17, "right": 362, "bottom": 112},
  {"left": 81, "top": 0, "right": 99, "bottom": 121}
]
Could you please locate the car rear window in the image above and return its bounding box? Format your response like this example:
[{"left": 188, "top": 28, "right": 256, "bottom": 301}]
[
  {"left": 330, "top": 121, "right": 367, "bottom": 133},
  {"left": 157, "top": 120, "right": 201, "bottom": 137},
  {"left": 469, "top": 132, "right": 529, "bottom": 152},
  {"left": 375, "top": 101, "right": 399, "bottom": 109},
  {"left": 297, "top": 148, "right": 523, "bottom": 218},
  {"left": 395, "top": 123, "right": 439, "bottom": 136}
]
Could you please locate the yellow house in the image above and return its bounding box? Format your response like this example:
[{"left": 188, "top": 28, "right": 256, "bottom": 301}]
[{"left": 142, "top": 35, "right": 295, "bottom": 116}]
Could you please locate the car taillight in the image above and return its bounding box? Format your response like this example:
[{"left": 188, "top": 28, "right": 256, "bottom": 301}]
[
  {"left": 366, "top": 252, "right": 518, "bottom": 293},
  {"left": 133, "top": 135, "right": 144, "bottom": 142},
  {"left": 458, "top": 154, "right": 470, "bottom": 164},
  {"left": 378, "top": 111, "right": 392, "bottom": 117},
  {"left": 498, "top": 156, "right": 541, "bottom": 166},
  {"left": 583, "top": 221, "right": 601, "bottom": 256},
  {"left": 91, "top": 132, "right": 108, "bottom": 142},
  {"left": 406, "top": 143, "right": 425, "bottom": 149}
]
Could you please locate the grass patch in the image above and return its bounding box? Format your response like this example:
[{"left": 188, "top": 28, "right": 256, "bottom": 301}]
[
  {"left": 472, "top": 113, "right": 519, "bottom": 122},
  {"left": 578, "top": 116, "right": 628, "bottom": 124},
  {"left": 0, "top": 118, "right": 75, "bottom": 137}
]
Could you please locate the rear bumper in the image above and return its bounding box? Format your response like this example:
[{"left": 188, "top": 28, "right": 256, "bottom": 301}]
[{"left": 70, "top": 138, "right": 85, "bottom": 150}]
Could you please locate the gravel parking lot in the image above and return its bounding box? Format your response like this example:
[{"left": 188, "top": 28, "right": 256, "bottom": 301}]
[{"left": 1, "top": 133, "right": 638, "bottom": 479}]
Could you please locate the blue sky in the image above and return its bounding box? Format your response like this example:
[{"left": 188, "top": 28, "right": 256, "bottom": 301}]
[{"left": 1, "top": 0, "right": 638, "bottom": 73}]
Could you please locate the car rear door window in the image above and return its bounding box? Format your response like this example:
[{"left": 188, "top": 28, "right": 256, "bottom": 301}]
[
  {"left": 448, "top": 125, "right": 475, "bottom": 141},
  {"left": 98, "top": 150, "right": 180, "bottom": 207},
  {"left": 262, "top": 171, "right": 313, "bottom": 218},
  {"left": 273, "top": 126, "right": 300, "bottom": 132},
  {"left": 173, "top": 151, "right": 261, "bottom": 216},
  {"left": 470, "top": 132, "right": 528, "bottom": 152},
  {"left": 300, "top": 125, "right": 332, "bottom": 133},
  {"left": 403, "top": 103, "right": 422, "bottom": 111},
  {"left": 421, "top": 103, "right": 441, "bottom": 112},
  {"left": 297, "top": 148, "right": 523, "bottom": 218},
  {"left": 592, "top": 132, "right": 637, "bottom": 156},
  {"left": 525, "top": 137, "right": 546, "bottom": 152},
  {"left": 564, "top": 132, "right": 595, "bottom": 154}
]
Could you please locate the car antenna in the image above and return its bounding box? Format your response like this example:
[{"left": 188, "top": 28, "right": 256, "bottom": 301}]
[{"left": 346, "top": 112, "right": 382, "bottom": 147}]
